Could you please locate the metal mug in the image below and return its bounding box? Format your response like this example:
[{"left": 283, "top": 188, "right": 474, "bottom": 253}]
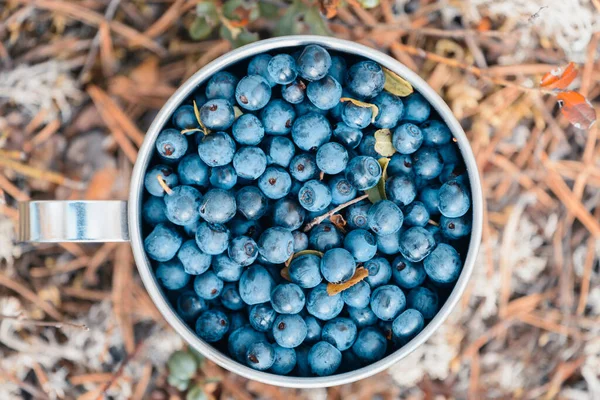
[{"left": 18, "top": 35, "right": 483, "bottom": 388}]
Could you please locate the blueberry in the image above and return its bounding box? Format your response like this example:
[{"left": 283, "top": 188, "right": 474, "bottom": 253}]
[
  {"left": 440, "top": 214, "right": 471, "bottom": 239},
  {"left": 328, "top": 175, "right": 357, "bottom": 206},
  {"left": 387, "top": 153, "right": 414, "bottom": 176},
  {"left": 228, "top": 217, "right": 263, "bottom": 240},
  {"left": 376, "top": 230, "right": 402, "bottom": 255},
  {"left": 260, "top": 99, "right": 296, "bottom": 135},
  {"left": 391, "top": 256, "right": 426, "bottom": 289},
  {"left": 232, "top": 146, "right": 267, "bottom": 180},
  {"left": 316, "top": 142, "right": 348, "bottom": 175},
  {"left": 208, "top": 165, "right": 237, "bottom": 190},
  {"left": 304, "top": 316, "right": 322, "bottom": 344},
  {"left": 358, "top": 133, "right": 379, "bottom": 158},
  {"left": 273, "top": 314, "right": 308, "bottom": 348},
  {"left": 364, "top": 257, "right": 392, "bottom": 288},
  {"left": 288, "top": 254, "right": 322, "bottom": 289},
  {"left": 193, "top": 271, "right": 224, "bottom": 300},
  {"left": 421, "top": 120, "right": 451, "bottom": 146},
  {"left": 142, "top": 196, "right": 168, "bottom": 225},
  {"left": 266, "top": 54, "right": 297, "bottom": 84},
  {"left": 235, "top": 75, "right": 272, "bottom": 111},
  {"left": 392, "top": 309, "right": 425, "bottom": 345},
  {"left": 177, "top": 154, "right": 209, "bottom": 187},
  {"left": 145, "top": 165, "right": 179, "bottom": 197},
  {"left": 309, "top": 223, "right": 343, "bottom": 252},
  {"left": 247, "top": 54, "right": 277, "bottom": 87},
  {"left": 342, "top": 102, "right": 372, "bottom": 129},
  {"left": 343, "top": 229, "right": 377, "bottom": 263},
  {"left": 423, "top": 243, "right": 462, "bottom": 284},
  {"left": 212, "top": 254, "right": 244, "bottom": 282},
  {"left": 307, "top": 283, "right": 344, "bottom": 320},
  {"left": 438, "top": 179, "right": 470, "bottom": 218},
  {"left": 393, "top": 123, "right": 423, "bottom": 154},
  {"left": 235, "top": 186, "right": 269, "bottom": 221},
  {"left": 144, "top": 223, "right": 182, "bottom": 262},
  {"left": 239, "top": 265, "right": 275, "bottom": 305},
  {"left": 228, "top": 236, "right": 258, "bottom": 267},
  {"left": 346, "top": 201, "right": 371, "bottom": 229},
  {"left": 197, "top": 131, "right": 236, "bottom": 167},
  {"left": 333, "top": 122, "right": 363, "bottom": 149},
  {"left": 425, "top": 224, "right": 445, "bottom": 245},
  {"left": 346, "top": 61, "right": 385, "bottom": 98},
  {"left": 292, "top": 112, "right": 332, "bottom": 151},
  {"left": 351, "top": 327, "right": 387, "bottom": 363},
  {"left": 308, "top": 341, "right": 342, "bottom": 376},
  {"left": 296, "top": 45, "right": 332, "bottom": 81},
  {"left": 282, "top": 80, "right": 306, "bottom": 104},
  {"left": 403, "top": 201, "right": 430, "bottom": 227},
  {"left": 294, "top": 345, "right": 311, "bottom": 376},
  {"left": 298, "top": 180, "right": 332, "bottom": 212},
  {"left": 258, "top": 166, "right": 292, "bottom": 200},
  {"left": 439, "top": 163, "right": 467, "bottom": 184},
  {"left": 321, "top": 248, "right": 356, "bottom": 283},
  {"left": 272, "top": 198, "right": 305, "bottom": 230},
  {"left": 249, "top": 304, "right": 278, "bottom": 332},
  {"left": 385, "top": 173, "right": 416, "bottom": 207},
  {"left": 372, "top": 92, "right": 404, "bottom": 129},
  {"left": 177, "top": 240, "right": 211, "bottom": 275},
  {"left": 195, "top": 222, "right": 230, "bottom": 255},
  {"left": 419, "top": 183, "right": 441, "bottom": 216},
  {"left": 220, "top": 283, "right": 245, "bottom": 311},
  {"left": 271, "top": 283, "right": 306, "bottom": 314},
  {"left": 402, "top": 93, "right": 431, "bottom": 123},
  {"left": 407, "top": 286, "right": 438, "bottom": 319},
  {"left": 412, "top": 146, "right": 443, "bottom": 180},
  {"left": 205, "top": 71, "right": 238, "bottom": 101},
  {"left": 320, "top": 318, "right": 358, "bottom": 353},
  {"left": 292, "top": 231, "right": 309, "bottom": 252},
  {"left": 370, "top": 285, "right": 406, "bottom": 321},
  {"left": 258, "top": 227, "right": 294, "bottom": 264},
  {"left": 183, "top": 219, "right": 201, "bottom": 237},
  {"left": 295, "top": 97, "right": 328, "bottom": 117},
  {"left": 289, "top": 153, "right": 318, "bottom": 182},
  {"left": 228, "top": 327, "right": 266, "bottom": 362},
  {"left": 176, "top": 290, "right": 207, "bottom": 321},
  {"left": 270, "top": 345, "right": 297, "bottom": 375},
  {"left": 262, "top": 136, "right": 296, "bottom": 168},
  {"left": 198, "top": 188, "right": 236, "bottom": 223},
  {"left": 367, "top": 200, "right": 404, "bottom": 235},
  {"left": 229, "top": 312, "right": 248, "bottom": 332},
  {"left": 232, "top": 113, "right": 264, "bottom": 145},
  {"left": 339, "top": 350, "right": 362, "bottom": 373},
  {"left": 156, "top": 259, "right": 190, "bottom": 290},
  {"left": 246, "top": 341, "right": 275, "bottom": 370},
  {"left": 307, "top": 75, "right": 342, "bottom": 110},
  {"left": 200, "top": 99, "right": 234, "bottom": 130},
  {"left": 345, "top": 156, "right": 382, "bottom": 191},
  {"left": 398, "top": 226, "right": 436, "bottom": 262},
  {"left": 328, "top": 55, "right": 347, "bottom": 84},
  {"left": 347, "top": 306, "right": 378, "bottom": 328},
  {"left": 378, "top": 320, "right": 394, "bottom": 341},
  {"left": 196, "top": 310, "right": 229, "bottom": 342},
  {"left": 438, "top": 142, "right": 460, "bottom": 164},
  {"left": 172, "top": 105, "right": 198, "bottom": 131},
  {"left": 341, "top": 280, "right": 371, "bottom": 309},
  {"left": 156, "top": 128, "right": 188, "bottom": 162}
]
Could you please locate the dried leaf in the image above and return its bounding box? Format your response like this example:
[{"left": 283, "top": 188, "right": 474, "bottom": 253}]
[
  {"left": 540, "top": 62, "right": 578, "bottom": 90},
  {"left": 366, "top": 157, "right": 390, "bottom": 203},
  {"left": 192, "top": 100, "right": 210, "bottom": 135},
  {"left": 383, "top": 67, "right": 414, "bottom": 97},
  {"left": 281, "top": 266, "right": 292, "bottom": 282},
  {"left": 327, "top": 267, "right": 369, "bottom": 295},
  {"left": 284, "top": 249, "right": 324, "bottom": 268},
  {"left": 320, "top": 0, "right": 341, "bottom": 18},
  {"left": 340, "top": 97, "right": 379, "bottom": 122},
  {"left": 329, "top": 214, "right": 347, "bottom": 232},
  {"left": 234, "top": 106, "right": 244, "bottom": 120},
  {"left": 374, "top": 129, "right": 396, "bottom": 157},
  {"left": 476, "top": 17, "right": 492, "bottom": 32},
  {"left": 556, "top": 91, "right": 597, "bottom": 130},
  {"left": 85, "top": 167, "right": 118, "bottom": 200}
]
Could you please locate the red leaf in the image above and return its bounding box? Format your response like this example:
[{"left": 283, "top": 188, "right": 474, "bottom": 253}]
[
  {"left": 540, "top": 62, "right": 578, "bottom": 90},
  {"left": 557, "top": 91, "right": 597, "bottom": 130}
]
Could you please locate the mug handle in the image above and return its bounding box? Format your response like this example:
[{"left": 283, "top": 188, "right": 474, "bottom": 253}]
[{"left": 18, "top": 201, "right": 129, "bottom": 242}]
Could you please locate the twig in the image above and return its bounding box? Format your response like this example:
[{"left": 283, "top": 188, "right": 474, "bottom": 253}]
[
  {"left": 0, "top": 274, "right": 63, "bottom": 321},
  {"left": 303, "top": 193, "right": 369, "bottom": 232},
  {"left": 95, "top": 339, "right": 146, "bottom": 400},
  {"left": 131, "top": 363, "right": 153, "bottom": 400},
  {"left": 0, "top": 369, "right": 50, "bottom": 400},
  {"left": 0, "top": 314, "right": 88, "bottom": 330},
  {"left": 0, "top": 157, "right": 85, "bottom": 190}
]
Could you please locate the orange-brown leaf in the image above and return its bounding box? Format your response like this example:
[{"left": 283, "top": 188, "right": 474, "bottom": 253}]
[
  {"left": 320, "top": 0, "right": 341, "bottom": 19},
  {"left": 85, "top": 167, "right": 118, "bottom": 200},
  {"left": 540, "top": 62, "right": 578, "bottom": 90},
  {"left": 327, "top": 267, "right": 369, "bottom": 296},
  {"left": 557, "top": 91, "right": 597, "bottom": 130},
  {"left": 476, "top": 17, "right": 492, "bottom": 32},
  {"left": 329, "top": 214, "right": 347, "bottom": 233},
  {"left": 280, "top": 266, "right": 292, "bottom": 282}
]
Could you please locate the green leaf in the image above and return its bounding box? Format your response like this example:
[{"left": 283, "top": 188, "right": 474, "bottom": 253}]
[
  {"left": 274, "top": 0, "right": 307, "bottom": 36},
  {"left": 196, "top": 1, "right": 219, "bottom": 23},
  {"left": 189, "top": 16, "right": 214, "bottom": 41},
  {"left": 167, "top": 374, "right": 190, "bottom": 391},
  {"left": 374, "top": 129, "right": 396, "bottom": 157},
  {"left": 383, "top": 67, "right": 414, "bottom": 97},
  {"left": 366, "top": 158, "right": 390, "bottom": 203},
  {"left": 304, "top": 7, "right": 331, "bottom": 36},
  {"left": 167, "top": 351, "right": 198, "bottom": 380},
  {"left": 186, "top": 385, "right": 208, "bottom": 400},
  {"left": 223, "top": 0, "right": 260, "bottom": 24},
  {"left": 259, "top": 1, "right": 279, "bottom": 18}
]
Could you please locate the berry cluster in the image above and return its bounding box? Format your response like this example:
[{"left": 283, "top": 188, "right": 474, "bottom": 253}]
[{"left": 142, "top": 44, "right": 472, "bottom": 377}]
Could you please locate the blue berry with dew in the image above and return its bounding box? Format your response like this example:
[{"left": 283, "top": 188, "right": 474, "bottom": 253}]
[
  {"left": 156, "top": 259, "right": 190, "bottom": 291},
  {"left": 211, "top": 254, "right": 244, "bottom": 282},
  {"left": 195, "top": 222, "right": 230, "bottom": 255},
  {"left": 440, "top": 214, "right": 472, "bottom": 239},
  {"left": 345, "top": 156, "right": 382, "bottom": 191},
  {"left": 308, "top": 341, "right": 342, "bottom": 376},
  {"left": 316, "top": 142, "right": 348, "bottom": 175},
  {"left": 403, "top": 201, "right": 430, "bottom": 227},
  {"left": 273, "top": 314, "right": 308, "bottom": 348},
  {"left": 232, "top": 146, "right": 267, "bottom": 180},
  {"left": 329, "top": 174, "right": 357, "bottom": 205},
  {"left": 172, "top": 105, "right": 198, "bottom": 131},
  {"left": 402, "top": 93, "right": 431, "bottom": 123},
  {"left": 296, "top": 45, "right": 332, "bottom": 81},
  {"left": 289, "top": 153, "right": 318, "bottom": 182},
  {"left": 282, "top": 80, "right": 306, "bottom": 104},
  {"left": 262, "top": 136, "right": 296, "bottom": 168},
  {"left": 343, "top": 229, "right": 377, "bottom": 263},
  {"left": 236, "top": 186, "right": 269, "bottom": 221},
  {"left": 385, "top": 173, "right": 417, "bottom": 207},
  {"left": 145, "top": 165, "right": 178, "bottom": 197},
  {"left": 144, "top": 223, "right": 182, "bottom": 262},
  {"left": 393, "top": 123, "right": 423, "bottom": 155},
  {"left": 351, "top": 327, "right": 387, "bottom": 364},
  {"left": 364, "top": 257, "right": 392, "bottom": 288},
  {"left": 249, "top": 304, "right": 278, "bottom": 333},
  {"left": 391, "top": 256, "right": 426, "bottom": 289},
  {"left": 228, "top": 236, "right": 258, "bottom": 267},
  {"left": 321, "top": 248, "right": 356, "bottom": 283},
  {"left": 392, "top": 309, "right": 424, "bottom": 345},
  {"left": 258, "top": 166, "right": 292, "bottom": 200},
  {"left": 346, "top": 201, "right": 371, "bottom": 230},
  {"left": 177, "top": 154, "right": 209, "bottom": 187},
  {"left": 156, "top": 129, "right": 188, "bottom": 162},
  {"left": 193, "top": 271, "right": 224, "bottom": 300},
  {"left": 372, "top": 92, "right": 404, "bottom": 129},
  {"left": 346, "top": 61, "right": 385, "bottom": 98},
  {"left": 421, "top": 120, "right": 452, "bottom": 146},
  {"left": 198, "top": 188, "right": 236, "bottom": 224},
  {"left": 292, "top": 112, "right": 332, "bottom": 151},
  {"left": 267, "top": 54, "right": 297, "bottom": 85},
  {"left": 235, "top": 75, "right": 272, "bottom": 111},
  {"left": 258, "top": 227, "right": 294, "bottom": 264},
  {"left": 271, "top": 283, "right": 306, "bottom": 315},
  {"left": 367, "top": 200, "right": 404, "bottom": 235},
  {"left": 270, "top": 345, "right": 297, "bottom": 375},
  {"left": 342, "top": 102, "right": 372, "bottom": 129},
  {"left": 307, "top": 75, "right": 342, "bottom": 110},
  {"left": 200, "top": 99, "right": 235, "bottom": 130},
  {"left": 205, "top": 71, "right": 238, "bottom": 101},
  {"left": 322, "top": 318, "right": 357, "bottom": 352},
  {"left": 239, "top": 265, "right": 275, "bottom": 305},
  {"left": 260, "top": 99, "right": 296, "bottom": 135},
  {"left": 333, "top": 122, "right": 363, "bottom": 149},
  {"left": 398, "top": 226, "right": 436, "bottom": 262},
  {"left": 272, "top": 198, "right": 306, "bottom": 230},
  {"left": 289, "top": 253, "right": 323, "bottom": 289},
  {"left": 307, "top": 283, "right": 344, "bottom": 320},
  {"left": 423, "top": 243, "right": 462, "bottom": 284},
  {"left": 412, "top": 146, "right": 443, "bottom": 180},
  {"left": 438, "top": 179, "right": 471, "bottom": 218},
  {"left": 177, "top": 240, "right": 211, "bottom": 275},
  {"left": 342, "top": 280, "right": 371, "bottom": 309},
  {"left": 209, "top": 165, "right": 237, "bottom": 190},
  {"left": 196, "top": 310, "right": 229, "bottom": 342},
  {"left": 370, "top": 285, "right": 406, "bottom": 321},
  {"left": 232, "top": 113, "right": 264, "bottom": 145},
  {"left": 197, "top": 131, "right": 236, "bottom": 167},
  {"left": 298, "top": 180, "right": 332, "bottom": 212}
]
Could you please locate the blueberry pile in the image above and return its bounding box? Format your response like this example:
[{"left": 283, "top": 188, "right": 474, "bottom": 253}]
[{"left": 142, "top": 44, "right": 472, "bottom": 377}]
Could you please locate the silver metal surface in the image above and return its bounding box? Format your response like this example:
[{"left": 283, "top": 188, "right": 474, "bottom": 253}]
[
  {"left": 129, "top": 36, "right": 483, "bottom": 388},
  {"left": 18, "top": 200, "right": 129, "bottom": 242}
]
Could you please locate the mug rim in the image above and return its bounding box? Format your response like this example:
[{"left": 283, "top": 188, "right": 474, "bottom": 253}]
[{"left": 129, "top": 35, "right": 483, "bottom": 388}]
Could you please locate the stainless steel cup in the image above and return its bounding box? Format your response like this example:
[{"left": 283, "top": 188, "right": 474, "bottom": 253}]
[{"left": 18, "top": 35, "right": 483, "bottom": 388}]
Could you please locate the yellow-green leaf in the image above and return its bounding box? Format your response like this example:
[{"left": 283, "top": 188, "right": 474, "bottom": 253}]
[
  {"left": 284, "top": 249, "right": 324, "bottom": 268},
  {"left": 233, "top": 106, "right": 244, "bottom": 120},
  {"left": 327, "top": 267, "right": 369, "bottom": 296},
  {"left": 192, "top": 100, "right": 210, "bottom": 136},
  {"left": 373, "top": 129, "right": 396, "bottom": 157},
  {"left": 366, "top": 157, "right": 390, "bottom": 203},
  {"left": 383, "top": 67, "right": 413, "bottom": 97},
  {"left": 340, "top": 97, "right": 379, "bottom": 123}
]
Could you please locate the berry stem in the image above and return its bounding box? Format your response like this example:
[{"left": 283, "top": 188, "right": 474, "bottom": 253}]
[
  {"left": 303, "top": 193, "right": 369, "bottom": 232},
  {"left": 156, "top": 175, "right": 174, "bottom": 195},
  {"left": 0, "top": 314, "right": 89, "bottom": 331}
]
